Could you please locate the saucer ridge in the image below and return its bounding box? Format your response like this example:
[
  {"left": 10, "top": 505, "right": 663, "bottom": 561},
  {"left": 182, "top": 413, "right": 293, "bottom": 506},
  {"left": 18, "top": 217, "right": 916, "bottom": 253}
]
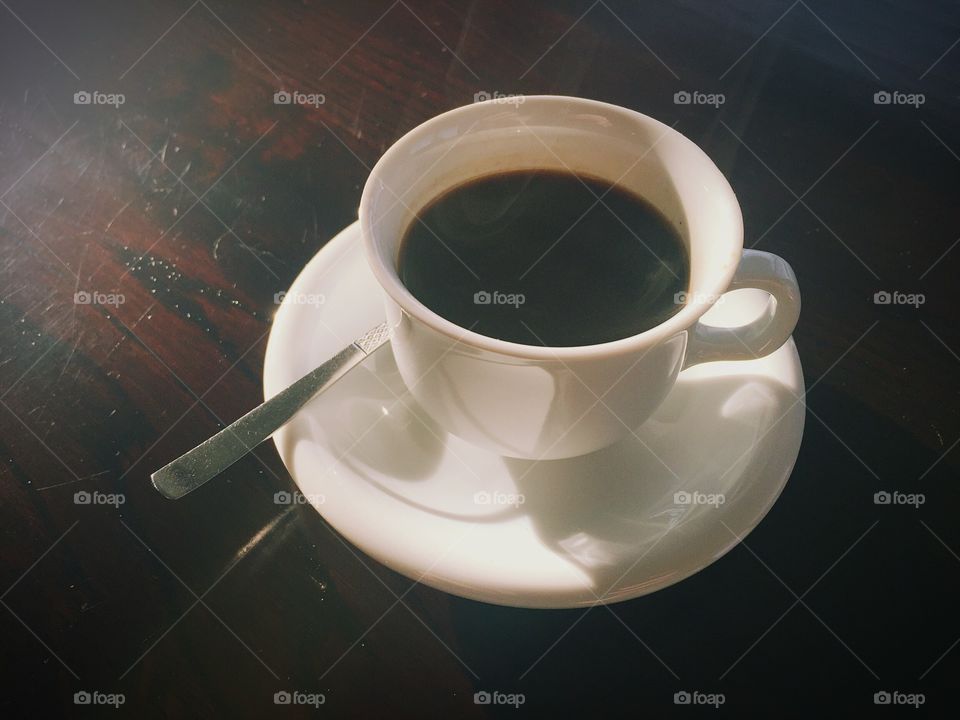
[{"left": 264, "top": 222, "right": 805, "bottom": 608}]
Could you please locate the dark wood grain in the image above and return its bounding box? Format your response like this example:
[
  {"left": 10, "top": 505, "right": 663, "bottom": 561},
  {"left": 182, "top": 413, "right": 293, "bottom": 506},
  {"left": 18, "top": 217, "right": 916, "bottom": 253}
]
[{"left": 1, "top": 0, "right": 959, "bottom": 716}]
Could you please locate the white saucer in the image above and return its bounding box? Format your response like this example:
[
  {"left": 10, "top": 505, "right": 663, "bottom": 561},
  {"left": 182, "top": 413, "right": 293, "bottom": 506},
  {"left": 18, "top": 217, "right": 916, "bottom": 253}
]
[{"left": 263, "top": 222, "right": 805, "bottom": 608}]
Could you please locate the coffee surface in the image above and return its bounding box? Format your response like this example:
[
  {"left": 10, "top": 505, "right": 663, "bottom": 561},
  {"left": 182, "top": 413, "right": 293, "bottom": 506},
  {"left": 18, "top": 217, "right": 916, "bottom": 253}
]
[{"left": 398, "top": 169, "right": 689, "bottom": 347}]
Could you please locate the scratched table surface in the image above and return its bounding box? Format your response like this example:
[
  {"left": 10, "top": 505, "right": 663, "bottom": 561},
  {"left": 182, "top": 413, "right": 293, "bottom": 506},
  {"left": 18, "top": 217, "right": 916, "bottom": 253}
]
[{"left": 1, "top": 0, "right": 959, "bottom": 716}]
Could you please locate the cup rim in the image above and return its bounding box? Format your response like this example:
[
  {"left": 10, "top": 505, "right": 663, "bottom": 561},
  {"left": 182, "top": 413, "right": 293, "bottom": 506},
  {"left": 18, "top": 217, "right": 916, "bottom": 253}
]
[{"left": 359, "top": 95, "right": 743, "bottom": 360}]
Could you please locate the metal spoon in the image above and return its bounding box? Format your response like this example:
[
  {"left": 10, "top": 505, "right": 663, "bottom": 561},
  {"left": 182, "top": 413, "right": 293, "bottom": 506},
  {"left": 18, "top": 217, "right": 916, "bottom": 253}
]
[{"left": 151, "top": 322, "right": 390, "bottom": 500}]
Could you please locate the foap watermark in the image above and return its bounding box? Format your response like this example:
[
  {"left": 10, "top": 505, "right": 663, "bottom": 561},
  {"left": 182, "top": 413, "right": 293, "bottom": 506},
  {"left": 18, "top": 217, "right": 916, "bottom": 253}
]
[
  {"left": 675, "top": 290, "right": 725, "bottom": 306},
  {"left": 674, "top": 690, "right": 725, "bottom": 708},
  {"left": 75, "top": 290, "right": 125, "bottom": 307},
  {"left": 74, "top": 90, "right": 125, "bottom": 108},
  {"left": 474, "top": 690, "right": 525, "bottom": 708},
  {"left": 473, "top": 91, "right": 525, "bottom": 106},
  {"left": 873, "top": 90, "right": 924, "bottom": 108},
  {"left": 874, "top": 690, "right": 925, "bottom": 708},
  {"left": 874, "top": 490, "right": 925, "bottom": 509},
  {"left": 873, "top": 290, "right": 924, "bottom": 308},
  {"left": 673, "top": 90, "right": 725, "bottom": 108},
  {"left": 274, "top": 290, "right": 325, "bottom": 307},
  {"left": 74, "top": 691, "right": 125, "bottom": 708},
  {"left": 274, "top": 490, "right": 325, "bottom": 506},
  {"left": 273, "top": 691, "right": 325, "bottom": 708},
  {"left": 474, "top": 490, "right": 525, "bottom": 508},
  {"left": 74, "top": 490, "right": 125, "bottom": 508},
  {"left": 273, "top": 90, "right": 325, "bottom": 108},
  {"left": 474, "top": 290, "right": 525, "bottom": 308},
  {"left": 674, "top": 490, "right": 725, "bottom": 508}
]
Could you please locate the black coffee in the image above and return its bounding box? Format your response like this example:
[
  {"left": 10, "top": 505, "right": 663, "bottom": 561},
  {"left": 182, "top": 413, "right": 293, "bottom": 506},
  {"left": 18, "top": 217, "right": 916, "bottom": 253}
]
[{"left": 397, "top": 169, "right": 689, "bottom": 347}]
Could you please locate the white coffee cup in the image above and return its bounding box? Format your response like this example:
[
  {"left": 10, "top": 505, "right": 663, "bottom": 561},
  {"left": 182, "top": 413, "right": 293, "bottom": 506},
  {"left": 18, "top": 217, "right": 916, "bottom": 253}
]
[{"left": 360, "top": 96, "right": 800, "bottom": 459}]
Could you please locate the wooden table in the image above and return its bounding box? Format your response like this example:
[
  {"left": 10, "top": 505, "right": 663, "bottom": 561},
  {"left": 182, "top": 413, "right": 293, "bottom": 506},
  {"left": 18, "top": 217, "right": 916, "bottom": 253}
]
[{"left": 1, "top": 0, "right": 958, "bottom": 715}]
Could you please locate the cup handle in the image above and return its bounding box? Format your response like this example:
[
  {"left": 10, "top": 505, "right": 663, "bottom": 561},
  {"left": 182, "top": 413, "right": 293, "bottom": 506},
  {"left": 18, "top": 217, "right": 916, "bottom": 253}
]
[{"left": 683, "top": 249, "right": 800, "bottom": 369}]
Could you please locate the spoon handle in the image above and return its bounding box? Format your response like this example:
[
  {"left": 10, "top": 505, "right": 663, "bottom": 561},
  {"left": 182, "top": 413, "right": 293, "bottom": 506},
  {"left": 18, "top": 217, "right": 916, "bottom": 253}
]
[{"left": 151, "top": 322, "right": 390, "bottom": 500}]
